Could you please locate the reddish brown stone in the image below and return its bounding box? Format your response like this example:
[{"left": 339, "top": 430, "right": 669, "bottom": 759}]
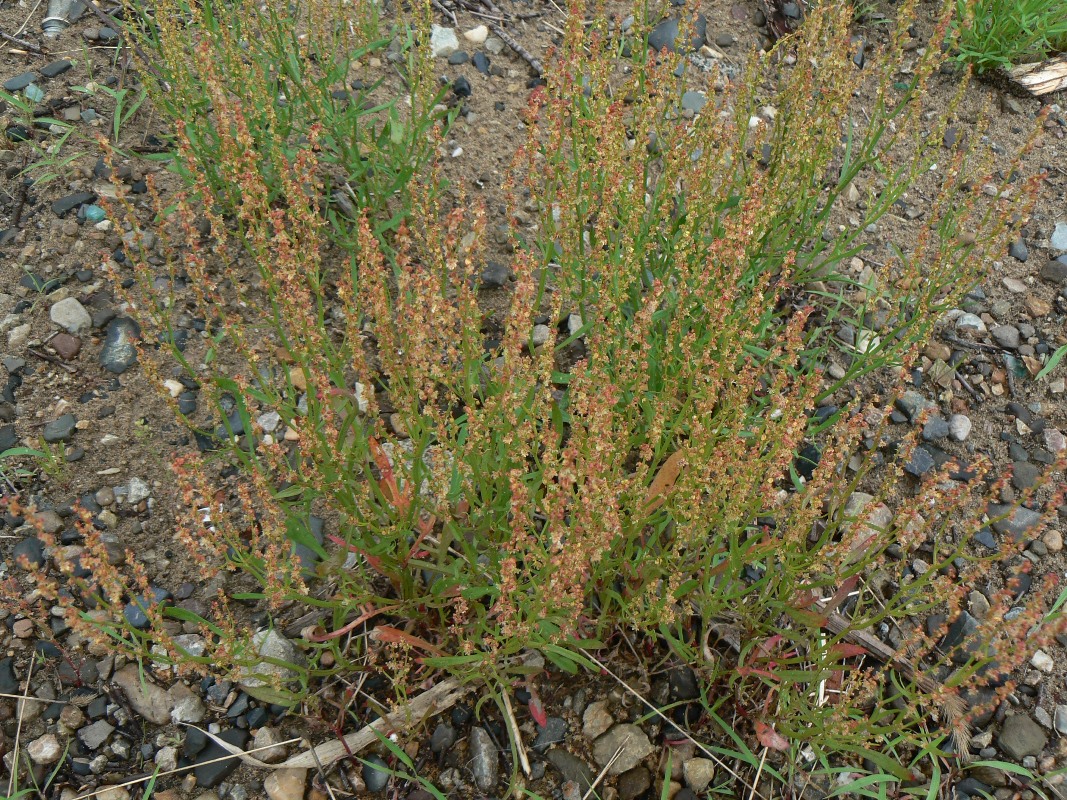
[{"left": 50, "top": 333, "right": 82, "bottom": 360}]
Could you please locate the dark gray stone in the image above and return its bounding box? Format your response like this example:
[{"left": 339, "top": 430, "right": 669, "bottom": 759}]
[
  {"left": 1008, "top": 240, "right": 1029, "bottom": 263},
  {"left": 0, "top": 425, "right": 17, "bottom": 451},
  {"left": 998, "top": 714, "right": 1047, "bottom": 759},
  {"left": 452, "top": 75, "right": 471, "bottom": 98},
  {"left": 988, "top": 503, "right": 1042, "bottom": 540},
  {"left": 191, "top": 727, "right": 248, "bottom": 787},
  {"left": 1040, "top": 260, "right": 1067, "bottom": 283},
  {"left": 447, "top": 51, "right": 469, "bottom": 65},
  {"left": 532, "top": 717, "right": 567, "bottom": 753},
  {"left": 100, "top": 317, "right": 140, "bottom": 373},
  {"left": 895, "top": 390, "right": 936, "bottom": 422},
  {"left": 942, "top": 611, "right": 981, "bottom": 664},
  {"left": 363, "top": 753, "right": 390, "bottom": 792},
  {"left": 0, "top": 657, "right": 19, "bottom": 694},
  {"left": 921, "top": 416, "right": 950, "bottom": 441},
  {"left": 647, "top": 14, "right": 706, "bottom": 53},
  {"left": 40, "top": 60, "right": 73, "bottom": 78},
  {"left": 669, "top": 666, "right": 699, "bottom": 701},
  {"left": 1011, "top": 461, "right": 1040, "bottom": 491},
  {"left": 42, "top": 413, "right": 76, "bottom": 443},
  {"left": 472, "top": 52, "right": 490, "bottom": 75},
  {"left": 123, "top": 586, "right": 172, "bottom": 629},
  {"left": 430, "top": 722, "right": 455, "bottom": 753},
  {"left": 479, "top": 261, "right": 510, "bottom": 288},
  {"left": 546, "top": 748, "right": 595, "bottom": 793},
  {"left": 904, "top": 446, "right": 935, "bottom": 477},
  {"left": 12, "top": 536, "right": 45, "bottom": 568},
  {"left": 3, "top": 72, "right": 35, "bottom": 92},
  {"left": 51, "top": 192, "right": 97, "bottom": 217}
]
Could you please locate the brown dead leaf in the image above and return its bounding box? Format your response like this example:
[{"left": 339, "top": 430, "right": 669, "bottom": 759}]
[{"left": 643, "top": 449, "right": 687, "bottom": 513}]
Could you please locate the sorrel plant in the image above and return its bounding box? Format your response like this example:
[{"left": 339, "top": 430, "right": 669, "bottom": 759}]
[{"left": 14, "top": 0, "right": 1067, "bottom": 788}]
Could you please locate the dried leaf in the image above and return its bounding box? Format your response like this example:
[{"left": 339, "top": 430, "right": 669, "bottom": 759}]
[
  {"left": 643, "top": 450, "right": 687, "bottom": 513},
  {"left": 369, "top": 625, "right": 447, "bottom": 656},
  {"left": 754, "top": 721, "right": 790, "bottom": 752}
]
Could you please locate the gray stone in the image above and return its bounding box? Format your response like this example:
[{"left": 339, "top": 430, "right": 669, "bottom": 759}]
[
  {"left": 126, "top": 476, "right": 151, "bottom": 504},
  {"left": 238, "top": 629, "right": 305, "bottom": 690},
  {"left": 430, "top": 25, "right": 459, "bottom": 58},
  {"left": 77, "top": 719, "right": 115, "bottom": 749},
  {"left": 430, "top": 722, "right": 456, "bottom": 753},
  {"left": 470, "top": 726, "right": 499, "bottom": 791},
  {"left": 1050, "top": 221, "right": 1067, "bottom": 251},
  {"left": 998, "top": 714, "right": 1047, "bottom": 759},
  {"left": 479, "top": 261, "right": 510, "bottom": 288},
  {"left": 990, "top": 325, "right": 1021, "bottom": 349},
  {"left": 988, "top": 503, "right": 1042, "bottom": 540},
  {"left": 617, "top": 766, "right": 651, "bottom": 800},
  {"left": 50, "top": 297, "right": 92, "bottom": 334},
  {"left": 112, "top": 664, "right": 173, "bottom": 725},
  {"left": 955, "top": 313, "right": 987, "bottom": 333},
  {"left": 42, "top": 413, "right": 76, "bottom": 443},
  {"left": 532, "top": 716, "right": 567, "bottom": 753},
  {"left": 1011, "top": 461, "right": 1040, "bottom": 491},
  {"left": 1040, "top": 260, "right": 1067, "bottom": 284},
  {"left": 100, "top": 317, "right": 140, "bottom": 373},
  {"left": 252, "top": 726, "right": 289, "bottom": 764},
  {"left": 592, "top": 724, "right": 654, "bottom": 775},
  {"left": 51, "top": 191, "right": 96, "bottom": 216},
  {"left": 545, "top": 748, "right": 595, "bottom": 793},
  {"left": 263, "top": 768, "right": 307, "bottom": 800},
  {"left": 895, "top": 390, "right": 935, "bottom": 422},
  {"left": 40, "top": 60, "right": 73, "bottom": 78},
  {"left": 648, "top": 14, "right": 706, "bottom": 53},
  {"left": 1054, "top": 704, "right": 1067, "bottom": 735},
  {"left": 27, "top": 733, "right": 62, "bottom": 764},
  {"left": 921, "top": 416, "right": 950, "bottom": 441},
  {"left": 683, "top": 758, "right": 716, "bottom": 792},
  {"left": 948, "top": 414, "right": 972, "bottom": 442},
  {"left": 680, "top": 90, "right": 706, "bottom": 113},
  {"left": 1008, "top": 240, "right": 1029, "bottom": 262},
  {"left": 583, "top": 699, "right": 614, "bottom": 739},
  {"left": 3, "top": 72, "right": 35, "bottom": 92}
]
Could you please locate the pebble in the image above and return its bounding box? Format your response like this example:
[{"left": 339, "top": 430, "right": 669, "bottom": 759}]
[
  {"left": 545, "top": 748, "right": 595, "bottom": 793},
  {"left": 43, "top": 413, "right": 77, "bottom": 443},
  {"left": 1044, "top": 428, "right": 1065, "bottom": 453},
  {"left": 533, "top": 717, "right": 567, "bottom": 752},
  {"left": 480, "top": 261, "right": 510, "bottom": 287},
  {"left": 50, "top": 297, "right": 92, "bottom": 335},
  {"left": 252, "top": 727, "right": 289, "bottom": 763},
  {"left": 51, "top": 191, "right": 97, "bottom": 216},
  {"left": 1051, "top": 221, "right": 1067, "bottom": 250},
  {"left": 1002, "top": 277, "right": 1027, "bottom": 293},
  {"left": 988, "top": 503, "right": 1042, "bottom": 540},
  {"left": 648, "top": 14, "right": 706, "bottom": 53},
  {"left": 264, "top": 768, "right": 307, "bottom": 800},
  {"left": 1031, "top": 650, "right": 1054, "bottom": 673},
  {"left": 452, "top": 75, "right": 471, "bottom": 97},
  {"left": 238, "top": 629, "right": 305, "bottom": 690},
  {"left": 430, "top": 25, "right": 459, "bottom": 57},
  {"left": 990, "top": 324, "right": 1021, "bottom": 349},
  {"left": 1055, "top": 705, "right": 1067, "bottom": 735},
  {"left": 3, "top": 71, "right": 35, "bottom": 91},
  {"left": 192, "top": 727, "right": 248, "bottom": 788},
  {"left": 463, "top": 25, "right": 488, "bottom": 44},
  {"left": 998, "top": 714, "right": 1047, "bottom": 759},
  {"left": 921, "top": 416, "right": 950, "bottom": 441},
  {"left": 948, "top": 414, "right": 972, "bottom": 441},
  {"left": 100, "top": 317, "right": 140, "bottom": 373},
  {"left": 27, "top": 733, "right": 63, "bottom": 764},
  {"left": 470, "top": 726, "right": 499, "bottom": 791},
  {"left": 78, "top": 719, "right": 115, "bottom": 749},
  {"left": 112, "top": 664, "right": 174, "bottom": 725},
  {"left": 583, "top": 699, "right": 613, "bottom": 739},
  {"left": 40, "top": 60, "right": 72, "bottom": 78},
  {"left": 956, "top": 313, "right": 987, "bottom": 333},
  {"left": 1011, "top": 461, "right": 1040, "bottom": 490},
  {"left": 592, "top": 724, "right": 654, "bottom": 775},
  {"left": 1008, "top": 240, "right": 1029, "bottom": 262},
  {"left": 51, "top": 332, "right": 82, "bottom": 359},
  {"left": 683, "top": 758, "right": 716, "bottom": 792},
  {"left": 1043, "top": 529, "right": 1063, "bottom": 552},
  {"left": 1039, "top": 260, "right": 1067, "bottom": 283}
]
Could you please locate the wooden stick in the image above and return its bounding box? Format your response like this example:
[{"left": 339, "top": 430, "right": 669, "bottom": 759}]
[{"left": 279, "top": 677, "right": 473, "bottom": 769}]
